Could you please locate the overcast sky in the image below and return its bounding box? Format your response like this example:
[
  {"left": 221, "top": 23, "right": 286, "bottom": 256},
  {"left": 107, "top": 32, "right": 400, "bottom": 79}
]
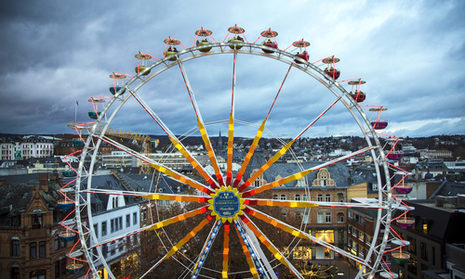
[{"left": 0, "top": 0, "right": 464, "bottom": 138}]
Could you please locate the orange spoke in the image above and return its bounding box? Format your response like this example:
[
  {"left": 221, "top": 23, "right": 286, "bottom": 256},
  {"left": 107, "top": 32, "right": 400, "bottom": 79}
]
[
  {"left": 142, "top": 193, "right": 209, "bottom": 203},
  {"left": 197, "top": 118, "right": 225, "bottom": 186},
  {"left": 242, "top": 146, "right": 376, "bottom": 197},
  {"left": 238, "top": 97, "right": 342, "bottom": 192},
  {"left": 244, "top": 198, "right": 319, "bottom": 208},
  {"left": 146, "top": 206, "right": 209, "bottom": 231},
  {"left": 168, "top": 135, "right": 219, "bottom": 189},
  {"left": 233, "top": 64, "right": 292, "bottom": 188},
  {"left": 140, "top": 215, "right": 213, "bottom": 278},
  {"left": 233, "top": 120, "right": 266, "bottom": 187},
  {"left": 233, "top": 223, "right": 260, "bottom": 279},
  {"left": 238, "top": 140, "right": 294, "bottom": 192},
  {"left": 222, "top": 223, "right": 230, "bottom": 279},
  {"left": 240, "top": 215, "right": 304, "bottom": 278}
]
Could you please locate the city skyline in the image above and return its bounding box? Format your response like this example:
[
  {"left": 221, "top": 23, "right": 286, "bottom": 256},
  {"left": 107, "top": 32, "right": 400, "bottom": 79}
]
[{"left": 0, "top": 0, "right": 464, "bottom": 138}]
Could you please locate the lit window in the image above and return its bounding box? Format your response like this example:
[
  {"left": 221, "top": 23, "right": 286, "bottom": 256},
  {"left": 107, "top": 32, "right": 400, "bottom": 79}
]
[
  {"left": 293, "top": 246, "right": 312, "bottom": 260},
  {"left": 423, "top": 223, "right": 428, "bottom": 233},
  {"left": 315, "top": 230, "right": 334, "bottom": 243}
]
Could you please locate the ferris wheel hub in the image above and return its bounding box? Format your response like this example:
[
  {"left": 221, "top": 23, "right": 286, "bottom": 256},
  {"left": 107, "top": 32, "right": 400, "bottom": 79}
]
[{"left": 209, "top": 186, "right": 245, "bottom": 223}]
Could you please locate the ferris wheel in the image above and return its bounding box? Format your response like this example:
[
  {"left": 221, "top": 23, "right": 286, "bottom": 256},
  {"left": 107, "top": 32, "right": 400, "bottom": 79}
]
[{"left": 63, "top": 26, "right": 412, "bottom": 279}]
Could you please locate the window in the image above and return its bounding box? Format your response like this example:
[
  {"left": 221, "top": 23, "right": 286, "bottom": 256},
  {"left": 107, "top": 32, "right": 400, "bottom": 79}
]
[
  {"left": 102, "top": 221, "right": 107, "bottom": 236},
  {"left": 325, "top": 194, "right": 331, "bottom": 202},
  {"left": 317, "top": 212, "right": 324, "bottom": 223},
  {"left": 280, "top": 194, "right": 286, "bottom": 200},
  {"left": 39, "top": 241, "right": 46, "bottom": 258},
  {"left": 432, "top": 246, "right": 436, "bottom": 265},
  {"left": 273, "top": 194, "right": 278, "bottom": 199},
  {"left": 420, "top": 242, "right": 428, "bottom": 261},
  {"left": 295, "top": 194, "right": 301, "bottom": 201},
  {"left": 303, "top": 194, "right": 308, "bottom": 201},
  {"left": 337, "top": 212, "right": 344, "bottom": 223},
  {"left": 126, "top": 214, "right": 130, "bottom": 227},
  {"left": 325, "top": 212, "right": 332, "bottom": 223},
  {"left": 93, "top": 224, "right": 98, "bottom": 238},
  {"left": 118, "top": 216, "right": 123, "bottom": 230},
  {"left": 423, "top": 222, "right": 428, "bottom": 234},
  {"left": 317, "top": 194, "right": 323, "bottom": 201},
  {"left": 11, "top": 267, "right": 20, "bottom": 279},
  {"left": 31, "top": 214, "right": 42, "bottom": 229},
  {"left": 29, "top": 270, "right": 46, "bottom": 279},
  {"left": 293, "top": 246, "right": 312, "bottom": 260},
  {"left": 11, "top": 239, "right": 20, "bottom": 257},
  {"left": 30, "top": 242, "right": 37, "bottom": 259},
  {"left": 111, "top": 219, "right": 115, "bottom": 233},
  {"left": 133, "top": 212, "right": 137, "bottom": 225},
  {"left": 315, "top": 230, "right": 334, "bottom": 243},
  {"left": 142, "top": 209, "right": 148, "bottom": 221},
  {"left": 54, "top": 236, "right": 59, "bottom": 250},
  {"left": 102, "top": 244, "right": 108, "bottom": 258}
]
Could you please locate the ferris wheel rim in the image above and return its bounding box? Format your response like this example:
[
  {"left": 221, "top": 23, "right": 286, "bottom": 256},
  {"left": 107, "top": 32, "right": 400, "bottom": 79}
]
[{"left": 74, "top": 41, "right": 396, "bottom": 278}]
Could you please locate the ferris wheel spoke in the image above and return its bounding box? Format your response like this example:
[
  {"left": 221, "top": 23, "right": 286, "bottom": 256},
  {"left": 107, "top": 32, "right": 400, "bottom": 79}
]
[
  {"left": 242, "top": 146, "right": 377, "bottom": 197},
  {"left": 84, "top": 188, "right": 209, "bottom": 201},
  {"left": 142, "top": 193, "right": 211, "bottom": 203},
  {"left": 226, "top": 51, "right": 238, "bottom": 186},
  {"left": 245, "top": 198, "right": 387, "bottom": 210},
  {"left": 191, "top": 220, "right": 222, "bottom": 278},
  {"left": 88, "top": 222, "right": 153, "bottom": 250},
  {"left": 239, "top": 215, "right": 305, "bottom": 279},
  {"left": 147, "top": 205, "right": 210, "bottom": 231},
  {"left": 244, "top": 206, "right": 371, "bottom": 268},
  {"left": 140, "top": 215, "right": 214, "bottom": 279},
  {"left": 222, "top": 222, "right": 230, "bottom": 279},
  {"left": 177, "top": 61, "right": 225, "bottom": 187},
  {"left": 233, "top": 221, "right": 267, "bottom": 279},
  {"left": 238, "top": 96, "right": 342, "bottom": 192},
  {"left": 97, "top": 135, "right": 214, "bottom": 194},
  {"left": 128, "top": 89, "right": 219, "bottom": 189},
  {"left": 233, "top": 64, "right": 293, "bottom": 188}
]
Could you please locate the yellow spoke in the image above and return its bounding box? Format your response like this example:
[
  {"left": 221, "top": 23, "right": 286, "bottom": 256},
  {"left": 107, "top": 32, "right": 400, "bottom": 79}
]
[
  {"left": 244, "top": 198, "right": 319, "bottom": 208},
  {"left": 165, "top": 215, "right": 213, "bottom": 259},
  {"left": 197, "top": 118, "right": 225, "bottom": 186},
  {"left": 168, "top": 135, "right": 218, "bottom": 189},
  {"left": 142, "top": 193, "right": 209, "bottom": 203},
  {"left": 146, "top": 206, "right": 209, "bottom": 231},
  {"left": 240, "top": 216, "right": 303, "bottom": 278},
  {"left": 242, "top": 169, "right": 313, "bottom": 197},
  {"left": 148, "top": 162, "right": 213, "bottom": 194},
  {"left": 222, "top": 223, "right": 230, "bottom": 279},
  {"left": 233, "top": 119, "right": 266, "bottom": 187},
  {"left": 238, "top": 140, "right": 295, "bottom": 192},
  {"left": 234, "top": 224, "right": 260, "bottom": 279}
]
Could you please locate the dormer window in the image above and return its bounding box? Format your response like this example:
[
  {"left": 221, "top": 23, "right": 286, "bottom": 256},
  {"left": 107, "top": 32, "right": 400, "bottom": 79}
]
[{"left": 30, "top": 209, "right": 45, "bottom": 229}]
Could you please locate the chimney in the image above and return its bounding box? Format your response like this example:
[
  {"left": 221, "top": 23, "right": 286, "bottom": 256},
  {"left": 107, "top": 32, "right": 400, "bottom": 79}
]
[{"left": 38, "top": 173, "right": 49, "bottom": 192}]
